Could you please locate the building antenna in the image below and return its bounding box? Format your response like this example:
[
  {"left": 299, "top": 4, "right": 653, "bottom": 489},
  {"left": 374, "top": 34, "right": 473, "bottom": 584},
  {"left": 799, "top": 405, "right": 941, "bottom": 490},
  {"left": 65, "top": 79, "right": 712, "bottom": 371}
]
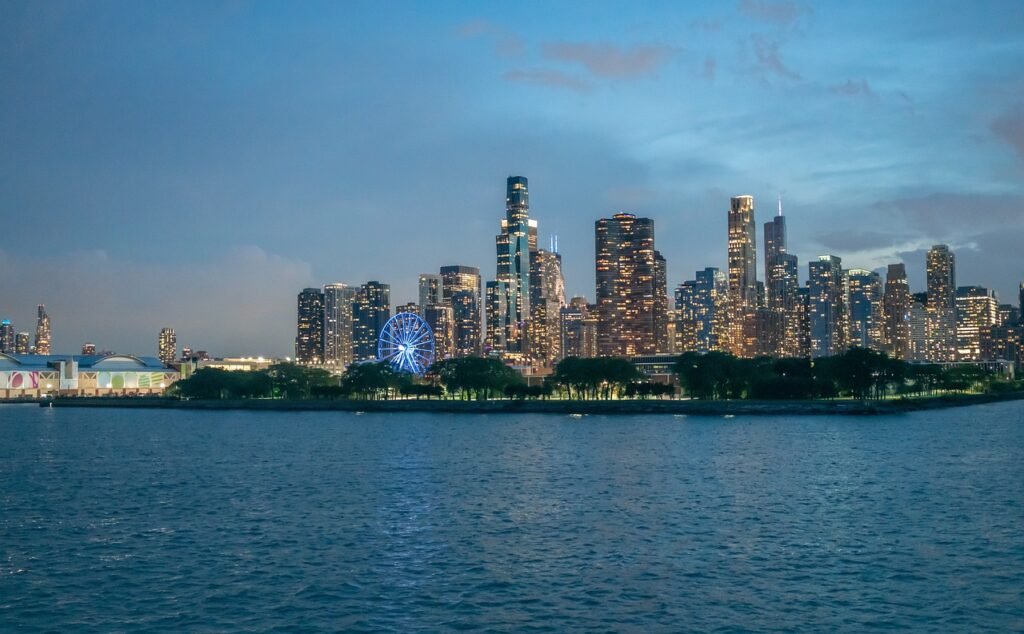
[{"left": 778, "top": 193, "right": 783, "bottom": 217}]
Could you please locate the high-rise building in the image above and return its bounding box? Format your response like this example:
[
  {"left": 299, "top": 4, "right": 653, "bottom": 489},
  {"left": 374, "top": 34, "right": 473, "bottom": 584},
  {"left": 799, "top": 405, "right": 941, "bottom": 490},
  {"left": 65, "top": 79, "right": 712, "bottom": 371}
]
[
  {"left": 727, "top": 196, "right": 757, "bottom": 356},
  {"left": 808, "top": 256, "right": 847, "bottom": 358},
  {"left": 882, "top": 263, "right": 912, "bottom": 360},
  {"left": 997, "top": 304, "right": 1021, "bottom": 328},
  {"left": 323, "top": 283, "right": 357, "bottom": 370},
  {"left": 295, "top": 288, "right": 325, "bottom": 364},
  {"left": 560, "top": 297, "right": 599, "bottom": 359},
  {"left": 909, "top": 293, "right": 929, "bottom": 362},
  {"left": 423, "top": 303, "right": 454, "bottom": 362},
  {"left": 353, "top": 281, "right": 391, "bottom": 362},
  {"left": 676, "top": 267, "right": 729, "bottom": 353},
  {"left": 397, "top": 302, "right": 420, "bottom": 315},
  {"left": 158, "top": 328, "right": 176, "bottom": 366},
  {"left": 82, "top": 342, "right": 97, "bottom": 356},
  {"left": 955, "top": 286, "right": 998, "bottom": 361},
  {"left": 846, "top": 269, "right": 882, "bottom": 350},
  {"left": 528, "top": 249, "right": 567, "bottom": 365},
  {"left": 484, "top": 281, "right": 507, "bottom": 354},
  {"left": 926, "top": 245, "right": 957, "bottom": 361},
  {"left": 15, "top": 332, "right": 30, "bottom": 354},
  {"left": 34, "top": 305, "right": 51, "bottom": 355},
  {"left": 595, "top": 213, "right": 667, "bottom": 357},
  {"left": 795, "top": 286, "right": 811, "bottom": 358},
  {"left": 440, "top": 265, "right": 482, "bottom": 356},
  {"left": 418, "top": 274, "right": 443, "bottom": 310},
  {"left": 0, "top": 320, "right": 13, "bottom": 354},
  {"left": 492, "top": 176, "right": 533, "bottom": 355}
]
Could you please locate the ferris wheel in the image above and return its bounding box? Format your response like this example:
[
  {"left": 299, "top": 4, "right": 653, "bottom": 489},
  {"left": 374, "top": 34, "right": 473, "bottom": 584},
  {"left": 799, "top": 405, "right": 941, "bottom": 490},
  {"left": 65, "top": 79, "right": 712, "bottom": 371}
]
[{"left": 377, "top": 312, "right": 435, "bottom": 375}]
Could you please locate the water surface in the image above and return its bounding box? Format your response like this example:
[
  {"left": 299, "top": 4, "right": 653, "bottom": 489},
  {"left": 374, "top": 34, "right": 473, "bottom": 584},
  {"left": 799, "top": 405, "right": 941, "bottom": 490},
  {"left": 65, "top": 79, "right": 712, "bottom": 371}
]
[{"left": 2, "top": 403, "right": 1023, "bottom": 631}]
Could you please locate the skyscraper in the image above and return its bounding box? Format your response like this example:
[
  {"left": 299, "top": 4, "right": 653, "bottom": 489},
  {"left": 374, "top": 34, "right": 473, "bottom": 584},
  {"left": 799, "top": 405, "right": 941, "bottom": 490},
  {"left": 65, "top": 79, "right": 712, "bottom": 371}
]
[
  {"left": 595, "top": 213, "right": 667, "bottom": 357},
  {"left": 484, "top": 281, "right": 507, "bottom": 354},
  {"left": 15, "top": 332, "right": 30, "bottom": 354},
  {"left": 158, "top": 327, "right": 176, "bottom": 365},
  {"left": 846, "top": 269, "right": 882, "bottom": 350},
  {"left": 674, "top": 281, "right": 698, "bottom": 352},
  {"left": 295, "top": 288, "right": 325, "bottom": 364},
  {"left": 909, "top": 292, "right": 929, "bottom": 361},
  {"left": 676, "top": 267, "right": 728, "bottom": 353},
  {"left": 34, "top": 305, "right": 51, "bottom": 355},
  {"left": 423, "top": 303, "right": 454, "bottom": 361},
  {"left": 528, "top": 249, "right": 567, "bottom": 365},
  {"left": 727, "top": 196, "right": 757, "bottom": 356},
  {"left": 561, "top": 296, "right": 597, "bottom": 359},
  {"left": 323, "top": 283, "right": 357, "bottom": 369},
  {"left": 955, "top": 286, "right": 998, "bottom": 361},
  {"left": 808, "top": 256, "right": 847, "bottom": 358},
  {"left": 926, "top": 245, "right": 957, "bottom": 361},
  {"left": 882, "top": 263, "right": 912, "bottom": 360},
  {"left": 352, "top": 281, "right": 390, "bottom": 362},
  {"left": 0, "top": 320, "right": 14, "bottom": 354},
  {"left": 492, "top": 176, "right": 533, "bottom": 355},
  {"left": 418, "top": 274, "right": 443, "bottom": 309},
  {"left": 440, "top": 265, "right": 482, "bottom": 356},
  {"left": 763, "top": 204, "right": 800, "bottom": 356}
]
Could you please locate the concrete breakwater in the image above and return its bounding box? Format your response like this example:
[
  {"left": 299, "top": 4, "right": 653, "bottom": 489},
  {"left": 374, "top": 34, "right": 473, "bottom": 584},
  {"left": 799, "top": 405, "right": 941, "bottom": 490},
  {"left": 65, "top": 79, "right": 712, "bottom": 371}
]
[{"left": 41, "top": 391, "right": 1024, "bottom": 416}]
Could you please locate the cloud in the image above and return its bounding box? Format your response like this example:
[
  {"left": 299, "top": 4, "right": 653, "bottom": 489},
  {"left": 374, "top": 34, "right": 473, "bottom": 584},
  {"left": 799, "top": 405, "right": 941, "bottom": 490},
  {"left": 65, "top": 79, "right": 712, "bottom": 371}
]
[
  {"left": 750, "top": 35, "right": 801, "bottom": 80},
  {"left": 830, "top": 79, "right": 875, "bottom": 99},
  {"left": 991, "top": 104, "right": 1024, "bottom": 162},
  {"left": 739, "top": 0, "right": 812, "bottom": 25},
  {"left": 818, "top": 229, "right": 914, "bottom": 252},
  {"left": 455, "top": 19, "right": 524, "bottom": 57},
  {"left": 541, "top": 42, "right": 674, "bottom": 79},
  {"left": 875, "top": 191, "right": 1024, "bottom": 236},
  {"left": 0, "top": 246, "right": 314, "bottom": 358},
  {"left": 501, "top": 69, "right": 592, "bottom": 93}
]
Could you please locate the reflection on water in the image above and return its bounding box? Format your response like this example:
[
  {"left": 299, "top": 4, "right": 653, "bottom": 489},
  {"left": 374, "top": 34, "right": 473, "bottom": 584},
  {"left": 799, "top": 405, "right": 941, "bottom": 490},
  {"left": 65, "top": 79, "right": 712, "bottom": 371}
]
[{"left": 1, "top": 403, "right": 1023, "bottom": 631}]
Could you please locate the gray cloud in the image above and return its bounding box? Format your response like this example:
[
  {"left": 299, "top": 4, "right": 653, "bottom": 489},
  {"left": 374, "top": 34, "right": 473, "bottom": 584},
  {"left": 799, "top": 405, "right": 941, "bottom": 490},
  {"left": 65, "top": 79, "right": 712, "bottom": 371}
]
[
  {"left": 830, "top": 79, "right": 876, "bottom": 99},
  {"left": 739, "top": 0, "right": 812, "bottom": 25},
  {"left": 541, "top": 41, "right": 674, "bottom": 79},
  {"left": 456, "top": 19, "right": 524, "bottom": 57},
  {"left": 991, "top": 104, "right": 1024, "bottom": 162},
  {"left": 818, "top": 229, "right": 913, "bottom": 252},
  {"left": 502, "top": 69, "right": 592, "bottom": 93},
  {"left": 751, "top": 35, "right": 801, "bottom": 80},
  {"left": 875, "top": 191, "right": 1024, "bottom": 236}
]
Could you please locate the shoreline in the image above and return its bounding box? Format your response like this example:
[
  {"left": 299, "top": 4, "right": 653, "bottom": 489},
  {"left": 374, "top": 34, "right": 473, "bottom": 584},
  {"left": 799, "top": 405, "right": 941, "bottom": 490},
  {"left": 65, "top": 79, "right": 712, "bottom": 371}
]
[{"left": 29, "top": 391, "right": 1024, "bottom": 416}]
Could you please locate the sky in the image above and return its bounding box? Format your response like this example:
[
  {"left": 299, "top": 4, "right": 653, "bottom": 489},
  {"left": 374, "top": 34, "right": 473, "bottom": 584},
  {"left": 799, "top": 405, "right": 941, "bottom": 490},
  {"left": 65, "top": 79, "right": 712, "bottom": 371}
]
[{"left": 1, "top": 0, "right": 1022, "bottom": 358}]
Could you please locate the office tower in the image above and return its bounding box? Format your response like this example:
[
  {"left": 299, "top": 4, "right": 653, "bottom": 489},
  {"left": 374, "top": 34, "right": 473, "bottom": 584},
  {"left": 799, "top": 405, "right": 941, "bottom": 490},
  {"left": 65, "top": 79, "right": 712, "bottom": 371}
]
[
  {"left": 398, "top": 302, "right": 419, "bottom": 315},
  {"left": 493, "top": 176, "right": 533, "bottom": 355},
  {"left": 808, "top": 256, "right": 847, "bottom": 358},
  {"left": 997, "top": 304, "right": 1021, "bottom": 327},
  {"left": 82, "top": 342, "right": 97, "bottom": 356},
  {"left": 560, "top": 296, "right": 591, "bottom": 358},
  {"left": 295, "top": 288, "right": 325, "bottom": 364},
  {"left": 955, "top": 286, "right": 998, "bottom": 361},
  {"left": 418, "top": 274, "right": 443, "bottom": 310},
  {"left": 0, "top": 320, "right": 13, "bottom": 353},
  {"left": 727, "top": 196, "right": 758, "bottom": 356},
  {"left": 15, "top": 332, "right": 30, "bottom": 354},
  {"left": 158, "top": 328, "right": 176, "bottom": 366},
  {"left": 484, "top": 281, "right": 507, "bottom": 353},
  {"left": 654, "top": 252, "right": 669, "bottom": 352},
  {"left": 323, "top": 283, "right": 357, "bottom": 370},
  {"left": 846, "top": 269, "right": 882, "bottom": 350},
  {"left": 352, "top": 281, "right": 391, "bottom": 362},
  {"left": 665, "top": 310, "right": 679, "bottom": 354},
  {"left": 676, "top": 267, "right": 728, "bottom": 353},
  {"left": 882, "top": 264, "right": 912, "bottom": 360},
  {"left": 595, "top": 213, "right": 667, "bottom": 357},
  {"left": 423, "top": 304, "right": 454, "bottom": 362},
  {"left": 440, "top": 265, "right": 482, "bottom": 356},
  {"left": 909, "top": 293, "right": 928, "bottom": 362},
  {"left": 529, "top": 249, "right": 567, "bottom": 365},
  {"left": 795, "top": 286, "right": 811, "bottom": 357},
  {"left": 926, "top": 245, "right": 957, "bottom": 361},
  {"left": 34, "top": 305, "right": 51, "bottom": 355}
]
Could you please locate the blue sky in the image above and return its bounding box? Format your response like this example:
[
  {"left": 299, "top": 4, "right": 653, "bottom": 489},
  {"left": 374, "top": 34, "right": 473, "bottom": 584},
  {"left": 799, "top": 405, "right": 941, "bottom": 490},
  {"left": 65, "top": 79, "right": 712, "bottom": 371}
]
[{"left": 1, "top": 0, "right": 1022, "bottom": 357}]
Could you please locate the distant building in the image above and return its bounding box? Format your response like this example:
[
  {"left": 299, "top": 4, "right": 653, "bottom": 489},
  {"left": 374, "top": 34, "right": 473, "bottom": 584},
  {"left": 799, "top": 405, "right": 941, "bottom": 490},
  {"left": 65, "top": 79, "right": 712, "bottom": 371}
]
[
  {"left": 440, "top": 265, "right": 482, "bottom": 356},
  {"left": 418, "top": 274, "right": 443, "bottom": 310},
  {"left": 158, "top": 328, "right": 176, "bottom": 365},
  {"left": 926, "top": 245, "right": 957, "bottom": 361},
  {"left": 491, "top": 176, "right": 533, "bottom": 356},
  {"left": 561, "top": 296, "right": 597, "bottom": 359},
  {"left": 484, "top": 281, "right": 507, "bottom": 354},
  {"left": 14, "top": 332, "right": 30, "bottom": 355},
  {"left": 882, "top": 264, "right": 912, "bottom": 360},
  {"left": 295, "top": 287, "right": 325, "bottom": 364},
  {"left": 676, "top": 267, "right": 728, "bottom": 353},
  {"left": 323, "top": 283, "right": 357, "bottom": 370},
  {"left": 595, "top": 213, "right": 667, "bottom": 357},
  {"left": 956, "top": 286, "right": 998, "bottom": 361},
  {"left": 727, "top": 196, "right": 757, "bottom": 356},
  {"left": 846, "top": 269, "right": 882, "bottom": 350},
  {"left": 34, "top": 305, "right": 51, "bottom": 355},
  {"left": 529, "top": 249, "right": 566, "bottom": 365},
  {"left": 353, "top": 281, "right": 390, "bottom": 362},
  {"left": 909, "top": 293, "right": 928, "bottom": 362},
  {"left": 82, "top": 342, "right": 97, "bottom": 356},
  {"left": 0, "top": 353, "right": 178, "bottom": 398},
  {"left": 397, "top": 302, "right": 420, "bottom": 315},
  {"left": 0, "top": 320, "right": 13, "bottom": 354},
  {"left": 423, "top": 304, "right": 454, "bottom": 361},
  {"left": 809, "top": 256, "right": 847, "bottom": 358}
]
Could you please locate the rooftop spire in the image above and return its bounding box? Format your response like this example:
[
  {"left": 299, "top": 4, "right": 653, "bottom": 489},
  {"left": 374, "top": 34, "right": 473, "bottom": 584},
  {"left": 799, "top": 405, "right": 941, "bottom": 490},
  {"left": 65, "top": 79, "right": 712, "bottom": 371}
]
[{"left": 777, "top": 193, "right": 783, "bottom": 217}]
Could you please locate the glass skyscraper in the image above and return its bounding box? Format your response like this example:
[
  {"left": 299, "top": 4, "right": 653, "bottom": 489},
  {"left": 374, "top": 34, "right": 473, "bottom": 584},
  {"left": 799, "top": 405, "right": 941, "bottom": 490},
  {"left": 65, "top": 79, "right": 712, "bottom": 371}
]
[
  {"left": 353, "top": 281, "right": 390, "bottom": 362},
  {"left": 323, "top": 283, "right": 357, "bottom": 369},
  {"left": 882, "top": 263, "right": 912, "bottom": 360},
  {"left": 727, "top": 196, "right": 757, "bottom": 357},
  {"left": 492, "top": 176, "right": 532, "bottom": 356},
  {"left": 295, "top": 288, "right": 325, "bottom": 364},
  {"left": 926, "top": 245, "right": 957, "bottom": 361},
  {"left": 809, "top": 256, "right": 847, "bottom": 358}
]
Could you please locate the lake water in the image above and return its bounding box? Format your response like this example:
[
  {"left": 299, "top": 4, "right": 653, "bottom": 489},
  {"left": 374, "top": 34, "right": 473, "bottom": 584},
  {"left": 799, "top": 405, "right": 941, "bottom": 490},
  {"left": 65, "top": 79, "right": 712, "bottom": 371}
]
[{"left": 1, "top": 403, "right": 1023, "bottom": 632}]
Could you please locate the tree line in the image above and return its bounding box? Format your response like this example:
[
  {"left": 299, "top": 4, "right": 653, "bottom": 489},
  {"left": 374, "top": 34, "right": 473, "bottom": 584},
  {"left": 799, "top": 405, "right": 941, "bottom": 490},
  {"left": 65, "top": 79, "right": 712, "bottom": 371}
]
[{"left": 170, "top": 351, "right": 1019, "bottom": 402}]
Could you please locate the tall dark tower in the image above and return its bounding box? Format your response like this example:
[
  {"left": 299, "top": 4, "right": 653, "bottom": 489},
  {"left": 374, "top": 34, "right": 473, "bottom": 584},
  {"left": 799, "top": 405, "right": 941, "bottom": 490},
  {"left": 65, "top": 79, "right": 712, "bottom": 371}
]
[
  {"left": 295, "top": 288, "right": 325, "bottom": 365},
  {"left": 492, "top": 176, "right": 533, "bottom": 355}
]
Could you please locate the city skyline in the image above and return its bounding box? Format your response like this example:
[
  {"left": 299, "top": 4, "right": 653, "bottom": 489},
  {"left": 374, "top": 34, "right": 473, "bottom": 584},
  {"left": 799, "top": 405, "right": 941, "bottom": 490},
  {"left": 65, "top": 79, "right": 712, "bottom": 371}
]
[{"left": 2, "top": 1, "right": 1023, "bottom": 357}]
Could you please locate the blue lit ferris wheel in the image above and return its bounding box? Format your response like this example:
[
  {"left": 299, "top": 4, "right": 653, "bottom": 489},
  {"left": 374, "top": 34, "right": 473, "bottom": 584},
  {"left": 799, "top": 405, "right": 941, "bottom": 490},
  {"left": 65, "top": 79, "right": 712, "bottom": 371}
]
[{"left": 377, "top": 312, "right": 435, "bottom": 375}]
